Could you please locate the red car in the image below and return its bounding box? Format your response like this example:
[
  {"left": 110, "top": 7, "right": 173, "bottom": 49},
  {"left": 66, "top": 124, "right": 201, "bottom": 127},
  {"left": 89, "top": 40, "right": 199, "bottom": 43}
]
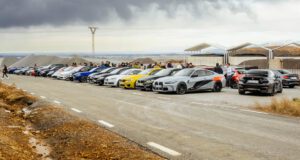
[{"left": 230, "top": 69, "right": 245, "bottom": 89}]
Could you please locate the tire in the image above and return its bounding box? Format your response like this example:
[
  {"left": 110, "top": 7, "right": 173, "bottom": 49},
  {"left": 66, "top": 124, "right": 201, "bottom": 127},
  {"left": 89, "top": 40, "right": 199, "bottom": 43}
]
[
  {"left": 80, "top": 76, "right": 87, "bottom": 83},
  {"left": 278, "top": 83, "right": 283, "bottom": 93},
  {"left": 269, "top": 85, "right": 275, "bottom": 96},
  {"left": 213, "top": 82, "right": 222, "bottom": 92},
  {"left": 289, "top": 85, "right": 295, "bottom": 88},
  {"left": 238, "top": 89, "right": 245, "bottom": 95},
  {"left": 116, "top": 80, "right": 120, "bottom": 87},
  {"left": 230, "top": 82, "right": 238, "bottom": 89},
  {"left": 176, "top": 83, "right": 187, "bottom": 95}
]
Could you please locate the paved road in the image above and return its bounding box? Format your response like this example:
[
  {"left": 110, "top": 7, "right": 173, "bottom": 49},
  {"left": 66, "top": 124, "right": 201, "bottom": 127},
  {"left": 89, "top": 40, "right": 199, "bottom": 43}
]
[{"left": 3, "top": 75, "right": 300, "bottom": 160}]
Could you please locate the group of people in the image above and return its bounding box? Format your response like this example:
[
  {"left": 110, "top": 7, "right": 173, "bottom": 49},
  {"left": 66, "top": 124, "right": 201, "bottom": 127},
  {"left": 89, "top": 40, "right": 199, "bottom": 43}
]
[{"left": 214, "top": 63, "right": 235, "bottom": 87}]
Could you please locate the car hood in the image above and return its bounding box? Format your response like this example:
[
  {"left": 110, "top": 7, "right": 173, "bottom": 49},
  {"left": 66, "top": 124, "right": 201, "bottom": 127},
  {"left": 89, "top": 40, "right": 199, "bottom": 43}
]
[
  {"left": 155, "top": 76, "right": 188, "bottom": 82},
  {"left": 138, "top": 75, "right": 163, "bottom": 81},
  {"left": 94, "top": 73, "right": 112, "bottom": 78},
  {"left": 123, "top": 74, "right": 147, "bottom": 81}
]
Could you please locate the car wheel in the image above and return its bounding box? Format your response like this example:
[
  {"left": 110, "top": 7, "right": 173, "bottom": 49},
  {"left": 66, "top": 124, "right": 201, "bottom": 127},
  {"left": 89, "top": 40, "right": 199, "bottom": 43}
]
[
  {"left": 238, "top": 89, "right": 245, "bottom": 95},
  {"left": 269, "top": 86, "right": 275, "bottom": 96},
  {"left": 116, "top": 80, "right": 120, "bottom": 87},
  {"left": 289, "top": 85, "right": 295, "bottom": 88},
  {"left": 81, "top": 77, "right": 87, "bottom": 83},
  {"left": 230, "top": 82, "right": 238, "bottom": 89},
  {"left": 213, "top": 83, "right": 222, "bottom": 92},
  {"left": 278, "top": 83, "right": 283, "bottom": 93},
  {"left": 176, "top": 83, "right": 187, "bottom": 95}
]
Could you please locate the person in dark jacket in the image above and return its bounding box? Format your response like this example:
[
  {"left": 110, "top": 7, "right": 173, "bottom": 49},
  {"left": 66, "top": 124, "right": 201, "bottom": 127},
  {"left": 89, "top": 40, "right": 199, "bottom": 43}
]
[
  {"left": 2, "top": 65, "right": 8, "bottom": 79},
  {"left": 214, "top": 63, "right": 223, "bottom": 74}
]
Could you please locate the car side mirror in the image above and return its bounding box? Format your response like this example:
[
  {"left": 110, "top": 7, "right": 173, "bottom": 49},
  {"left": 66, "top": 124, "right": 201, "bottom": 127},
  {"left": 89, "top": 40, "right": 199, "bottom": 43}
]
[{"left": 191, "top": 74, "right": 198, "bottom": 78}]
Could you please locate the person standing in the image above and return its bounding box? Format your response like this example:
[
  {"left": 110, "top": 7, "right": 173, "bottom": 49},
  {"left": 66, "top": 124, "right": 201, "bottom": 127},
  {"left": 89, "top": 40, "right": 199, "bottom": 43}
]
[
  {"left": 214, "top": 63, "right": 223, "bottom": 74},
  {"left": 34, "top": 64, "right": 38, "bottom": 77},
  {"left": 2, "top": 65, "right": 8, "bottom": 79},
  {"left": 226, "top": 63, "right": 234, "bottom": 87}
]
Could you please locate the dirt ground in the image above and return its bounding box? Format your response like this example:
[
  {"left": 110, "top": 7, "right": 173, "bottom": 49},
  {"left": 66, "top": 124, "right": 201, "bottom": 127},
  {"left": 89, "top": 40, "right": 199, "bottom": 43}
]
[{"left": 0, "top": 82, "right": 163, "bottom": 160}]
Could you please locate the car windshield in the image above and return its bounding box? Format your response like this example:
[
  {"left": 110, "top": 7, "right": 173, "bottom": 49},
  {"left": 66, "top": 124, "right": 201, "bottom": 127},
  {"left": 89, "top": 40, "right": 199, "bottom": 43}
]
[
  {"left": 64, "top": 67, "right": 74, "bottom": 71},
  {"left": 110, "top": 68, "right": 123, "bottom": 74},
  {"left": 246, "top": 70, "right": 269, "bottom": 77},
  {"left": 100, "top": 68, "right": 112, "bottom": 73},
  {"left": 120, "top": 69, "right": 133, "bottom": 75},
  {"left": 174, "top": 69, "right": 194, "bottom": 76},
  {"left": 154, "top": 69, "right": 171, "bottom": 76},
  {"left": 89, "top": 68, "right": 97, "bottom": 72},
  {"left": 138, "top": 69, "right": 152, "bottom": 75}
]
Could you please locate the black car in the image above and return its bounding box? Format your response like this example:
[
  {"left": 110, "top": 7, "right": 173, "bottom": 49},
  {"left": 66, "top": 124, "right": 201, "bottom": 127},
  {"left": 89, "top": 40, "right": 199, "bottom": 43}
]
[
  {"left": 95, "top": 67, "right": 130, "bottom": 85},
  {"left": 87, "top": 67, "right": 116, "bottom": 84},
  {"left": 238, "top": 69, "right": 283, "bottom": 96},
  {"left": 275, "top": 69, "right": 299, "bottom": 88},
  {"left": 135, "top": 68, "right": 181, "bottom": 91}
]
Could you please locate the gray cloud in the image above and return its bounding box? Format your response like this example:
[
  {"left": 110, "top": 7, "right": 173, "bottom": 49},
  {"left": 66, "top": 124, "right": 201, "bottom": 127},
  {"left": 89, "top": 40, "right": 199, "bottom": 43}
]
[{"left": 0, "top": 0, "right": 275, "bottom": 28}]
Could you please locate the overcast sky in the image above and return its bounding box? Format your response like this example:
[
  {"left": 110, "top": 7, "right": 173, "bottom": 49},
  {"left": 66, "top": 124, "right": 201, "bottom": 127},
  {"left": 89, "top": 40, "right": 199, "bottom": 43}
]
[{"left": 0, "top": 0, "right": 299, "bottom": 53}]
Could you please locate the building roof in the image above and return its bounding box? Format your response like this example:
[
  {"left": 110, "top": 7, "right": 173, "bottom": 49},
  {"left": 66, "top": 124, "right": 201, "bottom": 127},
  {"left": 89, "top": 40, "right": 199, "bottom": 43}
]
[{"left": 184, "top": 43, "right": 211, "bottom": 51}]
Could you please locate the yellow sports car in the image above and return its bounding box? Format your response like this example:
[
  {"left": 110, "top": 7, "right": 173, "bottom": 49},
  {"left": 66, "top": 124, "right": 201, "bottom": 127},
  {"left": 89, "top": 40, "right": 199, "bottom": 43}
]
[{"left": 120, "top": 68, "right": 161, "bottom": 89}]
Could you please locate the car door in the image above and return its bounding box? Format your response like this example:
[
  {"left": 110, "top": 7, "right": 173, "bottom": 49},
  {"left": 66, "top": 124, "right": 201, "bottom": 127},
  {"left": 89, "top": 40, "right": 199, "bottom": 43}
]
[{"left": 188, "top": 70, "right": 208, "bottom": 91}]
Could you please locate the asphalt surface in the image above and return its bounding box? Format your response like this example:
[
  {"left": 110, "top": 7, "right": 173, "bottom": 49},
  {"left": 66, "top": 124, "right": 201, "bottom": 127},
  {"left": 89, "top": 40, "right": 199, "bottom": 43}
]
[{"left": 3, "top": 75, "right": 300, "bottom": 160}]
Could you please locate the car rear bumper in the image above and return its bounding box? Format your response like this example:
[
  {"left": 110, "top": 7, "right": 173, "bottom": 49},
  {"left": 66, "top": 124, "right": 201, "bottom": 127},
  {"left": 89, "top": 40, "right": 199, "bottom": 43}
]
[
  {"left": 239, "top": 83, "right": 273, "bottom": 93},
  {"left": 282, "top": 79, "right": 300, "bottom": 86}
]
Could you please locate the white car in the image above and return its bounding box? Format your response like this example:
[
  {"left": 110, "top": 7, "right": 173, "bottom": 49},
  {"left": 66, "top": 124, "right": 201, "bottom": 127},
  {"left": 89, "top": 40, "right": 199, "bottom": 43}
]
[
  {"left": 57, "top": 66, "right": 87, "bottom": 80},
  {"left": 104, "top": 69, "right": 142, "bottom": 87},
  {"left": 52, "top": 66, "right": 74, "bottom": 78}
]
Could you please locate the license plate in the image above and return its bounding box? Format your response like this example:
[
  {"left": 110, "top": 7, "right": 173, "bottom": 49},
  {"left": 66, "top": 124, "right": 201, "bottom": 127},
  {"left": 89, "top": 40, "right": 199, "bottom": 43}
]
[
  {"left": 137, "top": 83, "right": 143, "bottom": 86},
  {"left": 247, "top": 80, "right": 259, "bottom": 84},
  {"left": 290, "top": 77, "right": 297, "bottom": 80}
]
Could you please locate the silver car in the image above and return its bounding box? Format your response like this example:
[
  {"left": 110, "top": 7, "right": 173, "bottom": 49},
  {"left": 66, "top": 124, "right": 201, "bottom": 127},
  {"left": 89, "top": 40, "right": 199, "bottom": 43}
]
[{"left": 153, "top": 68, "right": 226, "bottom": 94}]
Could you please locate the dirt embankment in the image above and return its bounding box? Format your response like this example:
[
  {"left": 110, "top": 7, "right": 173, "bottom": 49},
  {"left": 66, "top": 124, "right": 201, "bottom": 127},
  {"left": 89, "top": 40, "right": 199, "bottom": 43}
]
[{"left": 0, "top": 83, "right": 163, "bottom": 160}]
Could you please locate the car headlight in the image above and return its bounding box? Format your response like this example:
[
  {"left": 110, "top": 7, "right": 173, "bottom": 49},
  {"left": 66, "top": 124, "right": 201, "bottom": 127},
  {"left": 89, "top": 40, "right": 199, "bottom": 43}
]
[
  {"left": 165, "top": 81, "right": 177, "bottom": 84},
  {"left": 110, "top": 78, "right": 116, "bottom": 81}
]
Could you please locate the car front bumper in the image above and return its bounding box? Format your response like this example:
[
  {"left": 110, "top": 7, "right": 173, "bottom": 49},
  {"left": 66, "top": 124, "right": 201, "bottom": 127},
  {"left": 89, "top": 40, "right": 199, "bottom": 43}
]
[
  {"left": 152, "top": 83, "right": 176, "bottom": 92},
  {"left": 135, "top": 82, "right": 153, "bottom": 91},
  {"left": 120, "top": 80, "right": 135, "bottom": 89}
]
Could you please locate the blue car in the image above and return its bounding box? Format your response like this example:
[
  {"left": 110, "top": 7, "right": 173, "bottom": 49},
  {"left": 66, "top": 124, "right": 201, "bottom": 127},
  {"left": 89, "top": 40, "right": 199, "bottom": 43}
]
[{"left": 73, "top": 66, "right": 107, "bottom": 82}]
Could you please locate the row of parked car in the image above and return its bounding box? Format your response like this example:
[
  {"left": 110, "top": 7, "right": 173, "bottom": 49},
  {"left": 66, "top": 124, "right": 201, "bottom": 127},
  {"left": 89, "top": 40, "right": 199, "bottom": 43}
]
[{"left": 8, "top": 64, "right": 300, "bottom": 96}]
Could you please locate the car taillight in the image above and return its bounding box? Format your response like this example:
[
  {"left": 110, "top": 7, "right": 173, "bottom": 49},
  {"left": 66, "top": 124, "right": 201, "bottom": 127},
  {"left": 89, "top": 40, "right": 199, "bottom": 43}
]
[{"left": 283, "top": 75, "right": 289, "bottom": 79}]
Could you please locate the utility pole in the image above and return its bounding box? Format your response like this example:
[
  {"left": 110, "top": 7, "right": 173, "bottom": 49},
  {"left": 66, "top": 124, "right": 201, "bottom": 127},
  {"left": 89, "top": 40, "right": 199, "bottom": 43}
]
[{"left": 89, "top": 26, "right": 97, "bottom": 57}]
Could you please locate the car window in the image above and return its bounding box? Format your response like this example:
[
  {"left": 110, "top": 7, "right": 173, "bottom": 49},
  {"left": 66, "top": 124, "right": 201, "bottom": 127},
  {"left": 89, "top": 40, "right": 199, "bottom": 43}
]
[
  {"left": 149, "top": 69, "right": 161, "bottom": 75},
  {"left": 246, "top": 70, "right": 269, "bottom": 77},
  {"left": 131, "top": 70, "right": 141, "bottom": 75},
  {"left": 170, "top": 69, "right": 180, "bottom": 76},
  {"left": 138, "top": 69, "right": 152, "bottom": 75},
  {"left": 174, "top": 69, "right": 194, "bottom": 76},
  {"left": 192, "top": 70, "right": 206, "bottom": 77},
  {"left": 205, "top": 70, "right": 214, "bottom": 76}
]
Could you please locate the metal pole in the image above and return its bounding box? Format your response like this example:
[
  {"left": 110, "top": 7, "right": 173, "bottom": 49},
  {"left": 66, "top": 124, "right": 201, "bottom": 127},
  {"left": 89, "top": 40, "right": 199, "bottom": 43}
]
[{"left": 89, "top": 26, "right": 97, "bottom": 57}]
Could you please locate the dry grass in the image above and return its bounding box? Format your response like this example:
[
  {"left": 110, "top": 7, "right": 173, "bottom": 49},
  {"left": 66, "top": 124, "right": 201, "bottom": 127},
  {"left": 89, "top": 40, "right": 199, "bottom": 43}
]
[
  {"left": 0, "top": 82, "right": 163, "bottom": 160},
  {"left": 255, "top": 98, "right": 300, "bottom": 117}
]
